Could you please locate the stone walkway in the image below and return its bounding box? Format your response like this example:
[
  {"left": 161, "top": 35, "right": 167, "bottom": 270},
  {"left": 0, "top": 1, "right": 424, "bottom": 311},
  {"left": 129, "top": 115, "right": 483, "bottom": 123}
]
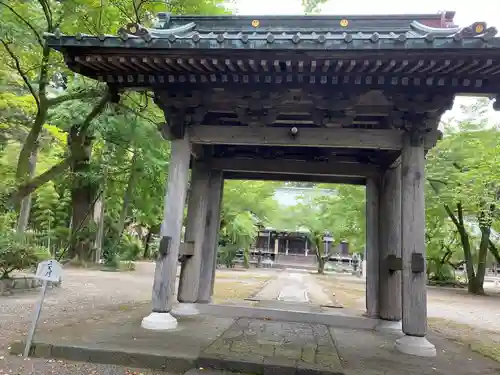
[{"left": 255, "top": 268, "right": 334, "bottom": 305}]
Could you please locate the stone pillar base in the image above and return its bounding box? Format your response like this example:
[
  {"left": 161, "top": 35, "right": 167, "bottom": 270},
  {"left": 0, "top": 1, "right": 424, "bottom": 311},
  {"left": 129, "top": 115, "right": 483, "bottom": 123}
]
[
  {"left": 172, "top": 302, "right": 200, "bottom": 316},
  {"left": 196, "top": 298, "right": 212, "bottom": 304},
  {"left": 141, "top": 312, "right": 178, "bottom": 331},
  {"left": 375, "top": 319, "right": 403, "bottom": 333},
  {"left": 395, "top": 335, "right": 436, "bottom": 357}
]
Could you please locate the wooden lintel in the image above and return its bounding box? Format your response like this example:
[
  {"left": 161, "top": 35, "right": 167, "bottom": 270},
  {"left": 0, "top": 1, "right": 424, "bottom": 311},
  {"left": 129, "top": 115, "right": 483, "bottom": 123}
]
[
  {"left": 208, "top": 158, "right": 379, "bottom": 178},
  {"left": 188, "top": 126, "right": 437, "bottom": 150},
  {"left": 223, "top": 171, "right": 365, "bottom": 185}
]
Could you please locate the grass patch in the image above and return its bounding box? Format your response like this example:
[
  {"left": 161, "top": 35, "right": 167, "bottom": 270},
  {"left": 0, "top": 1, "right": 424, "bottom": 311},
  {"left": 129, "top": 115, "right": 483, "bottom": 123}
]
[
  {"left": 212, "top": 278, "right": 270, "bottom": 303},
  {"left": 316, "top": 275, "right": 365, "bottom": 309},
  {"left": 101, "top": 261, "right": 136, "bottom": 272},
  {"left": 429, "top": 317, "right": 500, "bottom": 362}
]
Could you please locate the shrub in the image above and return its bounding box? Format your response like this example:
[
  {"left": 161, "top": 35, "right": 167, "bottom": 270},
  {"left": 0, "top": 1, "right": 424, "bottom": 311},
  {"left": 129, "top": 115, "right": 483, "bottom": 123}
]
[
  {"left": 219, "top": 245, "right": 238, "bottom": 268},
  {"left": 0, "top": 240, "right": 39, "bottom": 279},
  {"left": 243, "top": 248, "right": 250, "bottom": 269},
  {"left": 104, "top": 253, "right": 120, "bottom": 269},
  {"left": 118, "top": 233, "right": 143, "bottom": 261}
]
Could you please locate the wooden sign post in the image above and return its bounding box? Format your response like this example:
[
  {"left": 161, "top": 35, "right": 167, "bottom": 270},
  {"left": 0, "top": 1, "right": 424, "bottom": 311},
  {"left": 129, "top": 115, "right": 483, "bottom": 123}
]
[{"left": 23, "top": 259, "right": 63, "bottom": 358}]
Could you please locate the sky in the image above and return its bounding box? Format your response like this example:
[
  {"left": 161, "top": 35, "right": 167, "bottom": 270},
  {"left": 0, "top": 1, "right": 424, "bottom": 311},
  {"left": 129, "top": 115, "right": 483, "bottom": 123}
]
[{"left": 232, "top": 0, "right": 500, "bottom": 124}]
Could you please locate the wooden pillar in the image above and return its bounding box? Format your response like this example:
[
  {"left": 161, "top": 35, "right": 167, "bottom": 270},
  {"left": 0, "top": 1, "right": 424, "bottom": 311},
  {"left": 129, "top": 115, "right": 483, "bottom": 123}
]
[
  {"left": 176, "top": 161, "right": 210, "bottom": 314},
  {"left": 198, "top": 170, "right": 224, "bottom": 303},
  {"left": 209, "top": 176, "right": 224, "bottom": 300},
  {"left": 378, "top": 163, "right": 402, "bottom": 323},
  {"left": 141, "top": 135, "right": 191, "bottom": 330},
  {"left": 365, "top": 177, "right": 379, "bottom": 318},
  {"left": 395, "top": 130, "right": 436, "bottom": 356}
]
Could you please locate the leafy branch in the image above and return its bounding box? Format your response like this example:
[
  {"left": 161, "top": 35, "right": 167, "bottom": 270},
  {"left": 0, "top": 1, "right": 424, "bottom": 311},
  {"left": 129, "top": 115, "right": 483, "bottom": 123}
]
[
  {"left": 0, "top": 39, "right": 40, "bottom": 109},
  {"left": 5, "top": 93, "right": 112, "bottom": 206},
  {"left": 0, "top": 1, "right": 44, "bottom": 47},
  {"left": 37, "top": 0, "right": 54, "bottom": 31},
  {"left": 47, "top": 88, "right": 106, "bottom": 107}
]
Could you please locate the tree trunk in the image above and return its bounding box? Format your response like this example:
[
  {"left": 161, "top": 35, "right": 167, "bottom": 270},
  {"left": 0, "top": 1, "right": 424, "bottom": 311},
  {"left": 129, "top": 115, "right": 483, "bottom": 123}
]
[
  {"left": 68, "top": 127, "right": 96, "bottom": 262},
  {"left": 469, "top": 226, "right": 490, "bottom": 295},
  {"left": 489, "top": 240, "right": 500, "bottom": 264},
  {"left": 15, "top": 147, "right": 38, "bottom": 234},
  {"left": 14, "top": 44, "right": 51, "bottom": 233},
  {"left": 316, "top": 253, "right": 326, "bottom": 274},
  {"left": 473, "top": 206, "right": 494, "bottom": 295},
  {"left": 8, "top": 157, "right": 72, "bottom": 207},
  {"left": 114, "top": 151, "right": 139, "bottom": 246},
  {"left": 93, "top": 174, "right": 107, "bottom": 263},
  {"left": 143, "top": 228, "right": 153, "bottom": 259},
  {"left": 444, "top": 203, "right": 479, "bottom": 293}
]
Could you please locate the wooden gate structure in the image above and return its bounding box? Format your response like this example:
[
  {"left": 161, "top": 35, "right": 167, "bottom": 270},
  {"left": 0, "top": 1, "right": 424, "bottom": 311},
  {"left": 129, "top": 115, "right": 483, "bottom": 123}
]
[{"left": 46, "top": 11, "right": 500, "bottom": 356}]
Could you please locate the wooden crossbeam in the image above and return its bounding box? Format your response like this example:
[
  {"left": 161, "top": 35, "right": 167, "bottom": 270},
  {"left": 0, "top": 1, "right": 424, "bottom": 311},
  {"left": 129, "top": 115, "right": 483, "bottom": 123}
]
[
  {"left": 208, "top": 158, "right": 379, "bottom": 178},
  {"left": 188, "top": 126, "right": 438, "bottom": 150},
  {"left": 223, "top": 171, "right": 365, "bottom": 185}
]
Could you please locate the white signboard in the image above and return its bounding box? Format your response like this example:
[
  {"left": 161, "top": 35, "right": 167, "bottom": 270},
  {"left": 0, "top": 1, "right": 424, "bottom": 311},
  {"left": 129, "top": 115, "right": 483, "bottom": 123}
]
[
  {"left": 25, "top": 259, "right": 63, "bottom": 358},
  {"left": 35, "top": 259, "right": 63, "bottom": 283}
]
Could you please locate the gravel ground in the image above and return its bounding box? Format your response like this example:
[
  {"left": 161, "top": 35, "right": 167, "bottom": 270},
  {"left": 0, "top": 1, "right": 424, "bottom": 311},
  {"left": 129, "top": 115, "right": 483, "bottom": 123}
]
[
  {"left": 0, "top": 263, "right": 274, "bottom": 375},
  {"left": 318, "top": 273, "right": 500, "bottom": 331},
  {"left": 0, "top": 263, "right": 172, "bottom": 375}
]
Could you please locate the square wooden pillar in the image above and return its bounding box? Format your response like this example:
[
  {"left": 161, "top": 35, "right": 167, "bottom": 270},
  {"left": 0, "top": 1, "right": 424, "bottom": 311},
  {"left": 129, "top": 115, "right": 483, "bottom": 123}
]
[
  {"left": 174, "top": 161, "right": 211, "bottom": 316},
  {"left": 198, "top": 170, "right": 224, "bottom": 304},
  {"left": 365, "top": 177, "right": 380, "bottom": 318},
  {"left": 377, "top": 163, "right": 403, "bottom": 331},
  {"left": 141, "top": 135, "right": 191, "bottom": 331},
  {"left": 395, "top": 131, "right": 436, "bottom": 357}
]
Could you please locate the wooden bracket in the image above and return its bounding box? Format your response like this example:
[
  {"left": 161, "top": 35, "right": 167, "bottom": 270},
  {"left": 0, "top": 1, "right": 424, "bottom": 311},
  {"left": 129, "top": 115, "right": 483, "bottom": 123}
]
[
  {"left": 406, "top": 127, "right": 427, "bottom": 147},
  {"left": 411, "top": 252, "right": 425, "bottom": 273},
  {"left": 158, "top": 236, "right": 172, "bottom": 257},
  {"left": 385, "top": 254, "right": 402, "bottom": 272},
  {"left": 178, "top": 241, "right": 195, "bottom": 262}
]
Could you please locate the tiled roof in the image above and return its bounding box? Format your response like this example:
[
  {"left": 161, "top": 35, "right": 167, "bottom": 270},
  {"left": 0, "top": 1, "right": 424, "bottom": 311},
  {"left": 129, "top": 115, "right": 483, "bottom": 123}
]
[
  {"left": 44, "top": 13, "right": 500, "bottom": 95},
  {"left": 45, "top": 13, "right": 499, "bottom": 51}
]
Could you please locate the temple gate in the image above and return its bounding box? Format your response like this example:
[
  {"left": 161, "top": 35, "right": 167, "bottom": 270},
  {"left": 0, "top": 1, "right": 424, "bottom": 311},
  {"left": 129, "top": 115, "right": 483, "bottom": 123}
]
[{"left": 46, "top": 11, "right": 500, "bottom": 357}]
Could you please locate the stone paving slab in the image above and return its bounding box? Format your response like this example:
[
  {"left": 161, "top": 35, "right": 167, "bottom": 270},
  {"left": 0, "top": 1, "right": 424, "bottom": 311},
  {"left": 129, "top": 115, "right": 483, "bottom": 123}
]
[
  {"left": 10, "top": 305, "right": 234, "bottom": 373},
  {"left": 198, "top": 303, "right": 377, "bottom": 330},
  {"left": 9, "top": 307, "right": 500, "bottom": 375},
  {"left": 332, "top": 327, "right": 500, "bottom": 375},
  {"left": 200, "top": 318, "right": 343, "bottom": 375},
  {"left": 255, "top": 300, "right": 324, "bottom": 313}
]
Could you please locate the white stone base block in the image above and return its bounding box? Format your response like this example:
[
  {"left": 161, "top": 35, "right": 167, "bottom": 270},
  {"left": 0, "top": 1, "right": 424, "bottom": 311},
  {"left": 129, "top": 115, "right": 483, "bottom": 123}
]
[
  {"left": 375, "top": 319, "right": 403, "bottom": 333},
  {"left": 141, "top": 312, "right": 178, "bottom": 331},
  {"left": 172, "top": 302, "right": 199, "bottom": 317},
  {"left": 395, "top": 335, "right": 437, "bottom": 357}
]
